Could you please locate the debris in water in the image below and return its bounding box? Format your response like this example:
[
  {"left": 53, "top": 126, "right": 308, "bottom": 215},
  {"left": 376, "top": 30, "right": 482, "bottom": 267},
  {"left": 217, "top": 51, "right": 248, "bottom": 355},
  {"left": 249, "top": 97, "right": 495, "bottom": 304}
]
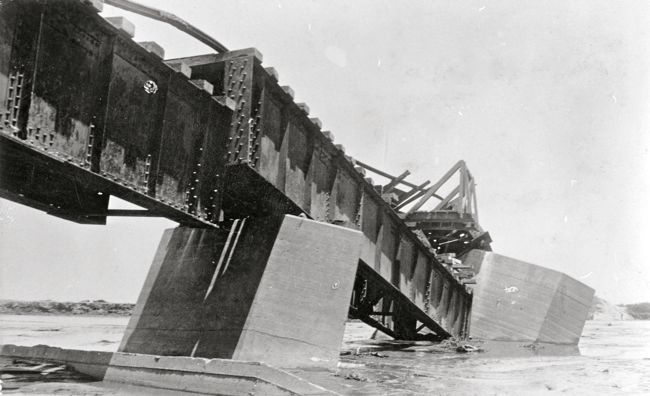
[
  {"left": 345, "top": 372, "right": 368, "bottom": 382},
  {"left": 521, "top": 343, "right": 544, "bottom": 351},
  {"left": 335, "top": 371, "right": 369, "bottom": 382},
  {"left": 456, "top": 344, "right": 482, "bottom": 353}
]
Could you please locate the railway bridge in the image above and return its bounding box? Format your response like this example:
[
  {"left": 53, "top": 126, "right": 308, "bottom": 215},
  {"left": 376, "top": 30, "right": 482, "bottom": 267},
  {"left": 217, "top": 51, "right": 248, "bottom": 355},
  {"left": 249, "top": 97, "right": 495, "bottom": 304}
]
[{"left": 0, "top": 0, "right": 491, "bottom": 368}]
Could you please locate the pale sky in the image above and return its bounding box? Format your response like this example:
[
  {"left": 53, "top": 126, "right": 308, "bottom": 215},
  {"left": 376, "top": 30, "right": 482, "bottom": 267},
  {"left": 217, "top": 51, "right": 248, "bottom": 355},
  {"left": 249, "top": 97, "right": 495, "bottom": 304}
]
[{"left": 1, "top": 0, "right": 649, "bottom": 304}]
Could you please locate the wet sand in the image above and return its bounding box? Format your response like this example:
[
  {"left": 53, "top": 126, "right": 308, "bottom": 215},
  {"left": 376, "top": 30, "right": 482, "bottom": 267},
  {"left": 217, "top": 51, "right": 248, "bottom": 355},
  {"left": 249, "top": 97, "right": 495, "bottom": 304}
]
[{"left": 1, "top": 315, "right": 649, "bottom": 395}]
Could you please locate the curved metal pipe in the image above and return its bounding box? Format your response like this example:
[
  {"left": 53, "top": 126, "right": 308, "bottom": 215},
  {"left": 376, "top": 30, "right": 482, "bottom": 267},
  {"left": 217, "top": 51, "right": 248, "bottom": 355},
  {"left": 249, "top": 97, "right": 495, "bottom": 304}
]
[{"left": 104, "top": 0, "right": 229, "bottom": 53}]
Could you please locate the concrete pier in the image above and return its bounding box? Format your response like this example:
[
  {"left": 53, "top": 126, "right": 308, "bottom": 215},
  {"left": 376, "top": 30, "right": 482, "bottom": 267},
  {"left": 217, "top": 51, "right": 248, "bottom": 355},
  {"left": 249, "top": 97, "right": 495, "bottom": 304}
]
[
  {"left": 463, "top": 250, "right": 594, "bottom": 344},
  {"left": 120, "top": 214, "right": 362, "bottom": 368}
]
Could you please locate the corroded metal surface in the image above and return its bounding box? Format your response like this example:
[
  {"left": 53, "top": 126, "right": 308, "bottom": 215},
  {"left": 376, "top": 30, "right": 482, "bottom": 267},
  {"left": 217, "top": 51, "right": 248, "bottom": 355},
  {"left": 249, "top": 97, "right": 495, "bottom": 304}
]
[{"left": 0, "top": 0, "right": 231, "bottom": 225}]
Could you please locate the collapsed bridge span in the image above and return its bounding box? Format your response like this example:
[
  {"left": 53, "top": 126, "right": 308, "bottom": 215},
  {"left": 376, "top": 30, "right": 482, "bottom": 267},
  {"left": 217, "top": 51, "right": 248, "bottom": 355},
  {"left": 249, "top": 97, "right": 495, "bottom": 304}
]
[{"left": 0, "top": 0, "right": 489, "bottom": 368}]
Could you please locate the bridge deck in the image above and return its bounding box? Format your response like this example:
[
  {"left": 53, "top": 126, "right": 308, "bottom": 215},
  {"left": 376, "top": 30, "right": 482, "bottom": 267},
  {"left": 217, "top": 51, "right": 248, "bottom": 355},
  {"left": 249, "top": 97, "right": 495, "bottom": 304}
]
[{"left": 0, "top": 0, "right": 472, "bottom": 340}]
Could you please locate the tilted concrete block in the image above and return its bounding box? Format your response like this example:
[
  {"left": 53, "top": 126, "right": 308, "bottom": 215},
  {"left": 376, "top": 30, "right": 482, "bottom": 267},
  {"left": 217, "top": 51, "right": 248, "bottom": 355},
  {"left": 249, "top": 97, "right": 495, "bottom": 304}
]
[
  {"left": 120, "top": 215, "right": 362, "bottom": 369},
  {"left": 465, "top": 250, "right": 595, "bottom": 344}
]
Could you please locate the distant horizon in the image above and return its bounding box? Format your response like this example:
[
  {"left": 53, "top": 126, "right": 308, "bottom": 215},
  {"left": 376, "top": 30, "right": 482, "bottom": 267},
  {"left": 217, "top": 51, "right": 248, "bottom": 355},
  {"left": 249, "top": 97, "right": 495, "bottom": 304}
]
[
  {"left": 0, "top": 295, "right": 647, "bottom": 306},
  {"left": 0, "top": 276, "right": 647, "bottom": 306},
  {"left": 0, "top": 295, "right": 650, "bottom": 306}
]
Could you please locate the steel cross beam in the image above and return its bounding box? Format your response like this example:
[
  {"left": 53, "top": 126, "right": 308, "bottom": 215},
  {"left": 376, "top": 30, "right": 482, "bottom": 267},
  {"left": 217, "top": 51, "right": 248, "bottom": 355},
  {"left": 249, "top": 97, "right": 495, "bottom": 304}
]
[
  {"left": 382, "top": 170, "right": 410, "bottom": 194},
  {"left": 354, "top": 160, "right": 441, "bottom": 198},
  {"left": 49, "top": 209, "right": 161, "bottom": 218},
  {"left": 349, "top": 261, "right": 450, "bottom": 341},
  {"left": 406, "top": 160, "right": 465, "bottom": 214}
]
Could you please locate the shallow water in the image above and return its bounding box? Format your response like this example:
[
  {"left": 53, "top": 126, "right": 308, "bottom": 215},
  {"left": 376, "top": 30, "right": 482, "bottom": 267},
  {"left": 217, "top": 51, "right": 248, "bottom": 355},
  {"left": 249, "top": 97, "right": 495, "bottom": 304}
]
[
  {"left": 0, "top": 314, "right": 128, "bottom": 352},
  {"left": 1, "top": 315, "right": 649, "bottom": 395},
  {"left": 321, "top": 320, "right": 650, "bottom": 395}
]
